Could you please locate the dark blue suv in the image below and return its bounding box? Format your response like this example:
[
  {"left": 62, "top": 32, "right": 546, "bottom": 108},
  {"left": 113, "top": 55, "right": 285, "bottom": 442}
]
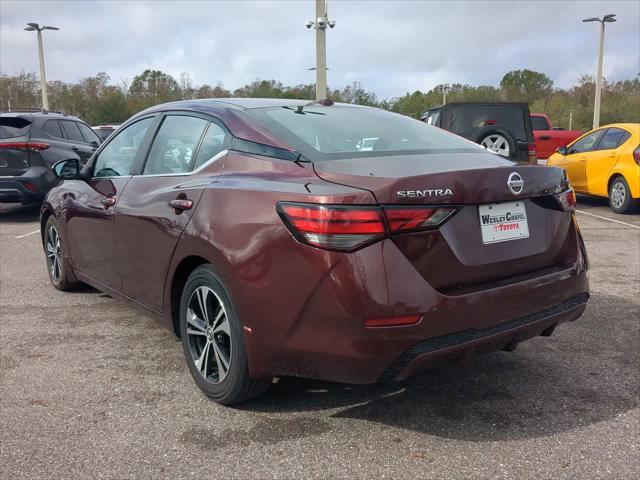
[{"left": 0, "top": 110, "right": 101, "bottom": 204}]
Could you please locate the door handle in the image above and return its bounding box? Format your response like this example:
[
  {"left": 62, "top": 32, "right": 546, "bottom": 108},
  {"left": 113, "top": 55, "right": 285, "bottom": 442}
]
[
  {"left": 101, "top": 196, "right": 116, "bottom": 207},
  {"left": 71, "top": 146, "right": 79, "bottom": 151},
  {"left": 169, "top": 198, "right": 193, "bottom": 212},
  {"left": 539, "top": 135, "right": 551, "bottom": 140}
]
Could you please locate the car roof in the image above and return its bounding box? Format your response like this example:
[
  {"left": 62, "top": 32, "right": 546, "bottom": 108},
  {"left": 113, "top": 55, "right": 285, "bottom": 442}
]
[{"left": 0, "top": 111, "right": 81, "bottom": 121}]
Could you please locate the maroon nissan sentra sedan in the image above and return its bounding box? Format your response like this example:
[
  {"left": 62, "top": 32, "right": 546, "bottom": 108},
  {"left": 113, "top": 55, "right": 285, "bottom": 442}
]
[{"left": 41, "top": 98, "right": 589, "bottom": 405}]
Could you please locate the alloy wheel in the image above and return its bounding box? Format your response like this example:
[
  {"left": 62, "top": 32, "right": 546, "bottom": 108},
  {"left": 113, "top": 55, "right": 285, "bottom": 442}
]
[
  {"left": 186, "top": 286, "right": 232, "bottom": 384},
  {"left": 481, "top": 135, "right": 510, "bottom": 157},
  {"left": 46, "top": 225, "right": 62, "bottom": 282},
  {"left": 611, "top": 181, "right": 626, "bottom": 209}
]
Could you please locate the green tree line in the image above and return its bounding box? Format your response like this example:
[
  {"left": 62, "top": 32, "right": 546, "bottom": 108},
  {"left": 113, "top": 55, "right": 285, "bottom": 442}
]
[{"left": 1, "top": 68, "right": 638, "bottom": 132}]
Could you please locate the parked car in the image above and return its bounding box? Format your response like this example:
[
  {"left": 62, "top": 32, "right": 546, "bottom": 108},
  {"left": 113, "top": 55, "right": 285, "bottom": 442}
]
[
  {"left": 421, "top": 102, "right": 537, "bottom": 163},
  {"left": 530, "top": 113, "right": 581, "bottom": 160},
  {"left": 92, "top": 124, "right": 121, "bottom": 141},
  {"left": 547, "top": 123, "right": 640, "bottom": 214},
  {"left": 0, "top": 110, "right": 101, "bottom": 204},
  {"left": 42, "top": 98, "right": 589, "bottom": 405}
]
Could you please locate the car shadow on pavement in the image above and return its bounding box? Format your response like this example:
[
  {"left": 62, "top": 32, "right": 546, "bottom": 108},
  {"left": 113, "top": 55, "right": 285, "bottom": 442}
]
[
  {"left": 242, "top": 292, "right": 639, "bottom": 442},
  {"left": 0, "top": 203, "right": 41, "bottom": 223}
]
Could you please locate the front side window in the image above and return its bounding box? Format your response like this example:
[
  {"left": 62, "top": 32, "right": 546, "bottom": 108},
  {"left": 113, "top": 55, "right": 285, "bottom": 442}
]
[
  {"left": 93, "top": 117, "right": 153, "bottom": 177},
  {"left": 570, "top": 130, "right": 603, "bottom": 154},
  {"left": 597, "top": 128, "right": 631, "bottom": 151},
  {"left": 77, "top": 122, "right": 101, "bottom": 145},
  {"left": 245, "top": 105, "right": 482, "bottom": 161},
  {"left": 60, "top": 120, "right": 86, "bottom": 143},
  {"left": 143, "top": 116, "right": 208, "bottom": 175}
]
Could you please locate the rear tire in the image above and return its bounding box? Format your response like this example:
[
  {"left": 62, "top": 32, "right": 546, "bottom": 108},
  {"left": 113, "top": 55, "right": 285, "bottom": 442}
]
[
  {"left": 179, "top": 264, "right": 271, "bottom": 405},
  {"left": 43, "top": 216, "right": 81, "bottom": 291},
  {"left": 609, "top": 176, "right": 634, "bottom": 214}
]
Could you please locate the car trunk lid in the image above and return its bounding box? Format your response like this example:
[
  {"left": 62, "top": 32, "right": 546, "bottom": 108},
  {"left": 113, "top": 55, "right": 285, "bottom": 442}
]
[{"left": 313, "top": 152, "right": 576, "bottom": 292}]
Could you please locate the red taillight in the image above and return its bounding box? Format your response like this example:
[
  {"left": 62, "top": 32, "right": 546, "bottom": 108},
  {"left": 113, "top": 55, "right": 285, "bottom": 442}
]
[
  {"left": 278, "top": 202, "right": 457, "bottom": 252},
  {"left": 0, "top": 142, "right": 49, "bottom": 151},
  {"left": 23, "top": 182, "right": 38, "bottom": 193},
  {"left": 278, "top": 203, "right": 386, "bottom": 252},
  {"left": 484, "top": 120, "right": 497, "bottom": 126},
  {"left": 383, "top": 206, "right": 457, "bottom": 233},
  {"left": 633, "top": 145, "right": 640, "bottom": 165},
  {"left": 555, "top": 189, "right": 576, "bottom": 212}
]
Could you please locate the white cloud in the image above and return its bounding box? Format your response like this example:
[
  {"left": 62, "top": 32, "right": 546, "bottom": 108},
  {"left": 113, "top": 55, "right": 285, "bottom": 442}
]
[{"left": 1, "top": 0, "right": 638, "bottom": 98}]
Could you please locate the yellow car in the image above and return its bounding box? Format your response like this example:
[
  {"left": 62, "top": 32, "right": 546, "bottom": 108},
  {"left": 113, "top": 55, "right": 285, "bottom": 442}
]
[{"left": 547, "top": 123, "right": 640, "bottom": 213}]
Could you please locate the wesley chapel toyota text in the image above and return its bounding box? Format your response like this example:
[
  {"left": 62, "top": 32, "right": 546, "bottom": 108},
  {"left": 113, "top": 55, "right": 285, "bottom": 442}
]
[{"left": 41, "top": 99, "right": 589, "bottom": 405}]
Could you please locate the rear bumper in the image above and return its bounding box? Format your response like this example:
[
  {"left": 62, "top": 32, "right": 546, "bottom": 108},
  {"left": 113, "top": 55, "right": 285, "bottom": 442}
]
[
  {"left": 244, "top": 233, "right": 589, "bottom": 384},
  {"left": 0, "top": 166, "right": 56, "bottom": 204},
  {"left": 381, "top": 293, "right": 588, "bottom": 381}
]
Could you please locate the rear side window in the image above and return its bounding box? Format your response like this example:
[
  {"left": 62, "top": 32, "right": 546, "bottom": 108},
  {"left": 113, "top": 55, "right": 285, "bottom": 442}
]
[
  {"left": 43, "top": 120, "right": 63, "bottom": 138},
  {"left": 0, "top": 117, "right": 31, "bottom": 139},
  {"left": 530, "top": 116, "right": 550, "bottom": 130},
  {"left": 192, "top": 123, "right": 228, "bottom": 170},
  {"left": 143, "top": 116, "right": 208, "bottom": 175},
  {"left": 598, "top": 128, "right": 631, "bottom": 150},
  {"left": 77, "top": 122, "right": 101, "bottom": 144},
  {"left": 60, "top": 120, "right": 86, "bottom": 143}
]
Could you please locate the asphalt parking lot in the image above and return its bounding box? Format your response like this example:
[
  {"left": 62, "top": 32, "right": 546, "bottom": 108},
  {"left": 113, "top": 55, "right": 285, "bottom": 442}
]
[{"left": 1, "top": 197, "right": 638, "bottom": 480}]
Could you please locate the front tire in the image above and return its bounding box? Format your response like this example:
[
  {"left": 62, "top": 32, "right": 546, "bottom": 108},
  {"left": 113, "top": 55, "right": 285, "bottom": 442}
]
[
  {"left": 609, "top": 176, "right": 634, "bottom": 214},
  {"left": 43, "top": 216, "right": 81, "bottom": 291},
  {"left": 179, "top": 264, "right": 270, "bottom": 405}
]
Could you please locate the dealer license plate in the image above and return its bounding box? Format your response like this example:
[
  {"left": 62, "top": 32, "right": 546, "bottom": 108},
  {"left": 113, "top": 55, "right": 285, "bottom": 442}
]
[{"left": 478, "top": 202, "right": 529, "bottom": 244}]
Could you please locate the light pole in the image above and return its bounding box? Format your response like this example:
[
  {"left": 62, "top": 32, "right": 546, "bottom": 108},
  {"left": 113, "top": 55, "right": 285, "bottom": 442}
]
[
  {"left": 442, "top": 84, "right": 450, "bottom": 105},
  {"left": 24, "top": 22, "right": 59, "bottom": 111},
  {"left": 305, "top": 0, "right": 335, "bottom": 101},
  {"left": 582, "top": 14, "right": 616, "bottom": 129}
]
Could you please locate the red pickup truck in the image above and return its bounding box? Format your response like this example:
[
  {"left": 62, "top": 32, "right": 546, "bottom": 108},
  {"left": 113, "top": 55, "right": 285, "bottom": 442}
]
[{"left": 531, "top": 113, "right": 581, "bottom": 160}]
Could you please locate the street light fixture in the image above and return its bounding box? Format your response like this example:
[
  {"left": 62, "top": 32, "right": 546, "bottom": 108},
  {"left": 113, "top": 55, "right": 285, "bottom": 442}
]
[
  {"left": 582, "top": 14, "right": 616, "bottom": 129},
  {"left": 24, "top": 22, "right": 59, "bottom": 111},
  {"left": 305, "top": 0, "right": 336, "bottom": 100}
]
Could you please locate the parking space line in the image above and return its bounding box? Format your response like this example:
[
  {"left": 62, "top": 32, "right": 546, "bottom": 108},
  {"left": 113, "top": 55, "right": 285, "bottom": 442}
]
[
  {"left": 15, "top": 229, "right": 41, "bottom": 239},
  {"left": 576, "top": 210, "right": 640, "bottom": 230}
]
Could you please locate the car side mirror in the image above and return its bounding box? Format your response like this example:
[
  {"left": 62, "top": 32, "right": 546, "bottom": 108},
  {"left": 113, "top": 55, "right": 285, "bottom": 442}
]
[
  {"left": 53, "top": 158, "right": 81, "bottom": 180},
  {"left": 556, "top": 146, "right": 568, "bottom": 156},
  {"left": 90, "top": 140, "right": 100, "bottom": 148}
]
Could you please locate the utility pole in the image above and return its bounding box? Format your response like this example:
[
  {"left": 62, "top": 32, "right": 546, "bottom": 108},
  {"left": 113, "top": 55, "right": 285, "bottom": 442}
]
[
  {"left": 306, "top": 0, "right": 335, "bottom": 100},
  {"left": 582, "top": 14, "right": 616, "bottom": 129},
  {"left": 566, "top": 109, "right": 576, "bottom": 130},
  {"left": 24, "top": 23, "right": 59, "bottom": 111}
]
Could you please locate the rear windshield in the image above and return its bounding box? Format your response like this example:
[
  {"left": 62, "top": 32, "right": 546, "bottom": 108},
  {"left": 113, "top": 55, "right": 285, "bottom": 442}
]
[
  {"left": 448, "top": 105, "right": 528, "bottom": 140},
  {"left": 530, "top": 116, "right": 550, "bottom": 130},
  {"left": 245, "top": 105, "right": 483, "bottom": 161},
  {"left": 0, "top": 117, "right": 31, "bottom": 139}
]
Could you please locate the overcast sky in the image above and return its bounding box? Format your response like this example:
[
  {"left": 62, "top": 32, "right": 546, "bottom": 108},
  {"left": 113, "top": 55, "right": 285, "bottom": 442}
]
[{"left": 1, "top": 0, "right": 638, "bottom": 98}]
